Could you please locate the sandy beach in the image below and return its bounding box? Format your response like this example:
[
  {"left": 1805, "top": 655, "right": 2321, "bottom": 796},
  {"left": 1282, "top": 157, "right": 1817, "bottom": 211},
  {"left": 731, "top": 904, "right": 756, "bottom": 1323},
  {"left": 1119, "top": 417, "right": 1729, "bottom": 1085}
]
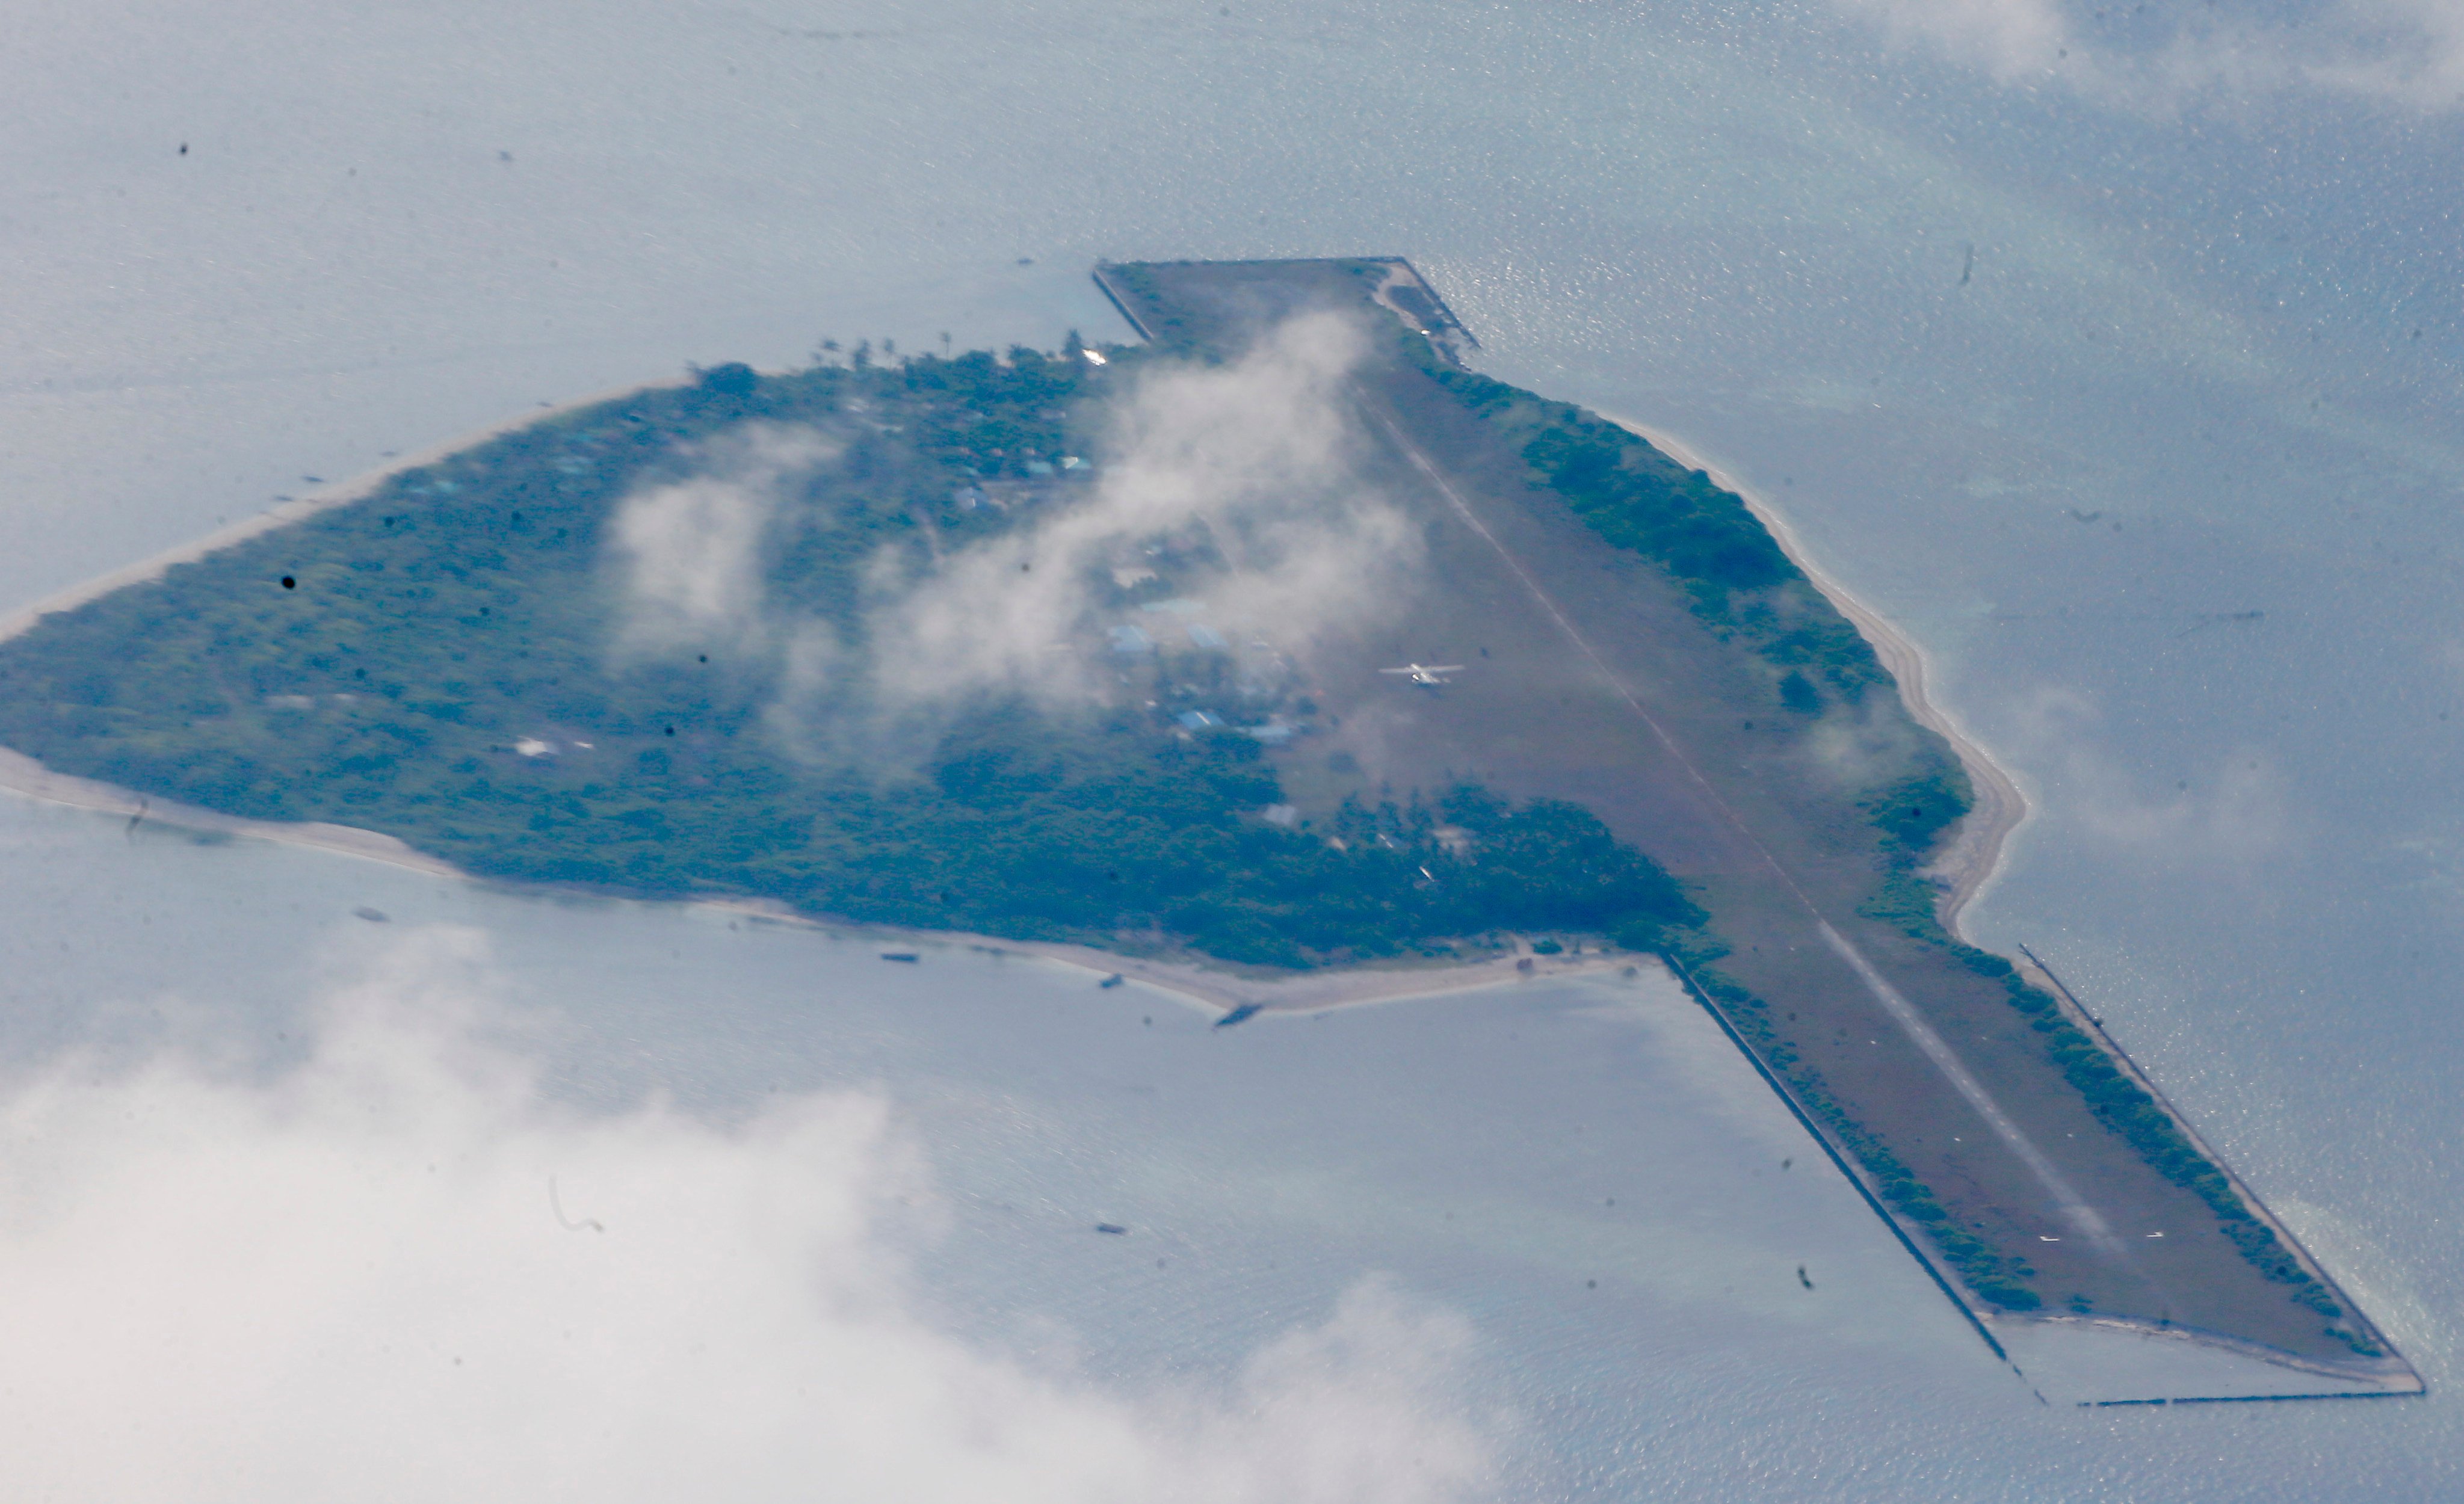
[
  {"left": 0, "top": 377, "right": 2429, "bottom": 1384},
  {"left": 1600, "top": 416, "right": 2031, "bottom": 940},
  {"left": 0, "top": 379, "right": 2018, "bottom": 1014},
  {"left": 0, "top": 374, "right": 1695, "bottom": 1024},
  {"left": 0, "top": 384, "right": 2021, "bottom": 1014},
  {"left": 0, "top": 745, "right": 464, "bottom": 878},
  {"left": 0, "top": 377, "right": 682, "bottom": 650},
  {"left": 0, "top": 738, "right": 1631, "bottom": 1020},
  {"left": 0, "top": 741, "right": 1635, "bottom": 1019},
  {"left": 975, "top": 934, "right": 1635, "bottom": 1014},
  {"left": 0, "top": 375, "right": 1638, "bottom": 1020},
  {"left": 701, "top": 892, "right": 1641, "bottom": 1016}
]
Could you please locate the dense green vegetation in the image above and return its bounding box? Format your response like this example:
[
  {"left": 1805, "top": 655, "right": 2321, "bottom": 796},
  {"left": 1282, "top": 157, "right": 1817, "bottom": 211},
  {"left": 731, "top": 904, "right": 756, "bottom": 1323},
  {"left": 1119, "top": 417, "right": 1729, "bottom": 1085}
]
[
  {"left": 1954, "top": 942, "right": 2365, "bottom": 1342},
  {"left": 1850, "top": 780, "right": 2362, "bottom": 1335},
  {"left": 1424, "top": 347, "right": 2361, "bottom": 1330},
  {"left": 1423, "top": 359, "right": 2081, "bottom": 1308},
  {"left": 1064, "top": 263, "right": 2383, "bottom": 1351},
  {"left": 1436, "top": 368, "right": 1889, "bottom": 714},
  {"left": 1665, "top": 938, "right": 2048, "bottom": 1309},
  {"left": 1680, "top": 750, "right": 2357, "bottom": 1325},
  {"left": 1, "top": 283, "right": 2359, "bottom": 1343},
  {"left": 0, "top": 351, "right": 1697, "bottom": 969}
]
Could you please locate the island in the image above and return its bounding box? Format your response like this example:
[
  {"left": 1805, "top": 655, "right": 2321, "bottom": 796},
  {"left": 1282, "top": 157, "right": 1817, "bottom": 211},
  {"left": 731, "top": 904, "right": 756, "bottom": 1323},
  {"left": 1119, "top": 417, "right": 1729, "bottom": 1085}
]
[{"left": 0, "top": 257, "right": 2417, "bottom": 1395}]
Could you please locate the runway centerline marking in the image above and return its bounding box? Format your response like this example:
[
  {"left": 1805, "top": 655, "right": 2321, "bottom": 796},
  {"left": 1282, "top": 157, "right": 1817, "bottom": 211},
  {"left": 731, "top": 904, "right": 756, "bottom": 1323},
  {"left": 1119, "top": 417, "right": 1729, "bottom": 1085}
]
[{"left": 1365, "top": 399, "right": 2117, "bottom": 1247}]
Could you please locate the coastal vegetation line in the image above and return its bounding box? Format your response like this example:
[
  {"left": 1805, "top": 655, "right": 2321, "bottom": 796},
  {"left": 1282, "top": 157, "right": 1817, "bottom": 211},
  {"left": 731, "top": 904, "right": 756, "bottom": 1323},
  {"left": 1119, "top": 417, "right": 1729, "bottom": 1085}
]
[
  {"left": 0, "top": 255, "right": 2412, "bottom": 1388},
  {"left": 1093, "top": 257, "right": 2407, "bottom": 1382}
]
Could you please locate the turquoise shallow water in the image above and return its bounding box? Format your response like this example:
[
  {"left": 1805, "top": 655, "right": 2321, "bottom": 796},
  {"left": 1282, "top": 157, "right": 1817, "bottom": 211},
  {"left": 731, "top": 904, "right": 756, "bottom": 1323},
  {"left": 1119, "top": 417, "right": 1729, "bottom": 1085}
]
[{"left": 3, "top": 0, "right": 2460, "bottom": 1494}]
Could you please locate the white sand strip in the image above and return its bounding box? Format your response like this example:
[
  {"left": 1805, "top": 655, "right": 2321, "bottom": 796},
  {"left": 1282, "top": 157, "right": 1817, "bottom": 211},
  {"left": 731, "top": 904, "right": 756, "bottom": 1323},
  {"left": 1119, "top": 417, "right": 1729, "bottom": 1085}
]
[
  {"left": 1601, "top": 416, "right": 2031, "bottom": 940},
  {"left": 0, "top": 377, "right": 683, "bottom": 649}
]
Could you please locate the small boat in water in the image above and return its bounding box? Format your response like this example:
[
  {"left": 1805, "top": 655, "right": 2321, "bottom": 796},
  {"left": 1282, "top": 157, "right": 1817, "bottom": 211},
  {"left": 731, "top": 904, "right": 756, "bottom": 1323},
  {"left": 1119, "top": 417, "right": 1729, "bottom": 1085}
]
[
  {"left": 1100, "top": 973, "right": 1125, "bottom": 988},
  {"left": 879, "top": 952, "right": 919, "bottom": 963}
]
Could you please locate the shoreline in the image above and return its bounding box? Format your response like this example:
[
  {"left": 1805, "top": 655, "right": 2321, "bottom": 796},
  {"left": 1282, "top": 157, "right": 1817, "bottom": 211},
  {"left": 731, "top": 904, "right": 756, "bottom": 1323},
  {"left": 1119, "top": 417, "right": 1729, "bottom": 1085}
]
[
  {"left": 2012, "top": 1309, "right": 2422, "bottom": 1396},
  {"left": 0, "top": 377, "right": 684, "bottom": 649},
  {"left": 0, "top": 742, "right": 1641, "bottom": 1017},
  {"left": 0, "top": 745, "right": 465, "bottom": 878},
  {"left": 1598, "top": 416, "right": 2030, "bottom": 940},
  {"left": 712, "top": 893, "right": 1640, "bottom": 1016},
  {"left": 0, "top": 372, "right": 1635, "bottom": 1021},
  {"left": 2, "top": 748, "right": 2403, "bottom": 1398},
  {"left": 0, "top": 376, "right": 2413, "bottom": 1393},
  {"left": 1599, "top": 416, "right": 2424, "bottom": 1393}
]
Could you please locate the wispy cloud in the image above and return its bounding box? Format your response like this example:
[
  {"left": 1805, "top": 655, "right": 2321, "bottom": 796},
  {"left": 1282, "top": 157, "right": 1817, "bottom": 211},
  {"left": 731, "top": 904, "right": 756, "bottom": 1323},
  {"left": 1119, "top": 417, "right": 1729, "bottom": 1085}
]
[
  {"left": 863, "top": 311, "right": 1420, "bottom": 713},
  {"left": 2310, "top": 0, "right": 2464, "bottom": 107},
  {"left": 1836, "top": 0, "right": 2464, "bottom": 112},
  {"left": 601, "top": 318, "right": 1419, "bottom": 765},
  {"left": 1841, "top": 0, "right": 2072, "bottom": 81},
  {"left": 2007, "top": 685, "right": 2294, "bottom": 865},
  {"left": 1801, "top": 692, "right": 1931, "bottom": 794},
  {"left": 607, "top": 423, "right": 838, "bottom": 662},
  {"left": 0, "top": 926, "right": 1500, "bottom": 1502}
]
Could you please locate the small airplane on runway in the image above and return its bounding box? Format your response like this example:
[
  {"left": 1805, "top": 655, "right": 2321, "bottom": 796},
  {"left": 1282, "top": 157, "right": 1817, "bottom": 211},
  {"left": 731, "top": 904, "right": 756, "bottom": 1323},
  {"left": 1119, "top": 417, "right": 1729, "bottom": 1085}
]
[{"left": 1380, "top": 662, "right": 1465, "bottom": 686}]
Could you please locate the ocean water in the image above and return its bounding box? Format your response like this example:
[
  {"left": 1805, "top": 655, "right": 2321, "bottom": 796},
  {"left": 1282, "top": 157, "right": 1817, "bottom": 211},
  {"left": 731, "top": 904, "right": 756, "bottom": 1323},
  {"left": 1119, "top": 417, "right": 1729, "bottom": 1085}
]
[
  {"left": 3, "top": 0, "right": 2458, "bottom": 1496},
  {"left": 0, "top": 792, "right": 2422, "bottom": 1498}
]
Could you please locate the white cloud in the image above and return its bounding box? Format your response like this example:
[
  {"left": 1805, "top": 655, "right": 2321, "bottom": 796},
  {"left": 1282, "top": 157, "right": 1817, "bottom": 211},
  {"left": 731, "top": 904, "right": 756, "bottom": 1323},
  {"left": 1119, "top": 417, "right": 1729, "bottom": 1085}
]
[
  {"left": 1841, "top": 0, "right": 2072, "bottom": 80},
  {"left": 0, "top": 927, "right": 1500, "bottom": 1502},
  {"left": 762, "top": 616, "right": 853, "bottom": 753},
  {"left": 2007, "top": 686, "right": 2293, "bottom": 865},
  {"left": 1801, "top": 692, "right": 1930, "bottom": 795},
  {"left": 607, "top": 423, "right": 836, "bottom": 661},
  {"left": 2308, "top": 0, "right": 2464, "bottom": 108},
  {"left": 598, "top": 321, "right": 1420, "bottom": 764},
  {"left": 1836, "top": 0, "right": 2464, "bottom": 112},
  {"left": 863, "top": 311, "right": 1422, "bottom": 713}
]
